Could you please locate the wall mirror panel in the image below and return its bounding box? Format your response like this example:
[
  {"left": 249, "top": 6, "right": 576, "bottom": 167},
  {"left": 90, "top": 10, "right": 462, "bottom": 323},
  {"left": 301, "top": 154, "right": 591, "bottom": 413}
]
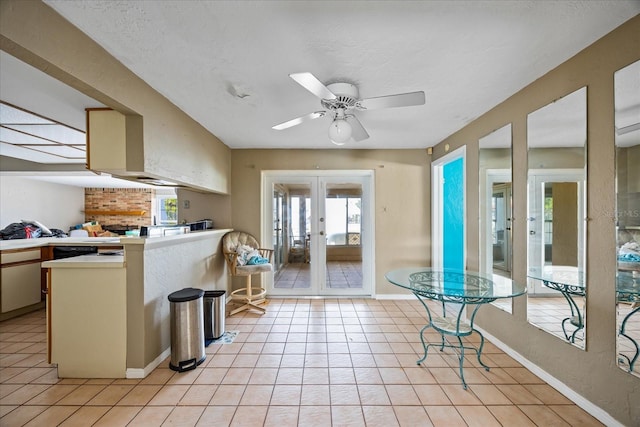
[
  {"left": 479, "top": 124, "right": 513, "bottom": 313},
  {"left": 526, "top": 87, "right": 587, "bottom": 348},
  {"left": 615, "top": 60, "right": 640, "bottom": 377}
]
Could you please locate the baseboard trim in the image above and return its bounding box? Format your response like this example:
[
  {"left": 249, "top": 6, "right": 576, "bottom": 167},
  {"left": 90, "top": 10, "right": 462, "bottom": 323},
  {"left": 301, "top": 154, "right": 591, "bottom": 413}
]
[
  {"left": 126, "top": 347, "right": 171, "bottom": 379},
  {"left": 475, "top": 326, "right": 622, "bottom": 427},
  {"left": 375, "top": 293, "right": 415, "bottom": 300}
]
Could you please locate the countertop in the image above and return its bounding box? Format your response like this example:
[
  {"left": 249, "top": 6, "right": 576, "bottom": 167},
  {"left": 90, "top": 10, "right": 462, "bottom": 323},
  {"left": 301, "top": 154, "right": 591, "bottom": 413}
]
[
  {"left": 0, "top": 229, "right": 232, "bottom": 251},
  {"left": 0, "top": 237, "right": 121, "bottom": 251}
]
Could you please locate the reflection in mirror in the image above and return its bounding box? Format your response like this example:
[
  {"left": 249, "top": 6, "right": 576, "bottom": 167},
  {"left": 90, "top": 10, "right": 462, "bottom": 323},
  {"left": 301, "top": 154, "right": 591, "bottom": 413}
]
[
  {"left": 526, "top": 87, "right": 587, "bottom": 348},
  {"left": 479, "top": 124, "right": 513, "bottom": 313},
  {"left": 615, "top": 60, "right": 640, "bottom": 377}
]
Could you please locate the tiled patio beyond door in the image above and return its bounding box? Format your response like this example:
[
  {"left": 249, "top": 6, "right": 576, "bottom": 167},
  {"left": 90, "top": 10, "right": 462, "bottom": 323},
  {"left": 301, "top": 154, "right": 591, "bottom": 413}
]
[{"left": 274, "top": 261, "right": 363, "bottom": 290}]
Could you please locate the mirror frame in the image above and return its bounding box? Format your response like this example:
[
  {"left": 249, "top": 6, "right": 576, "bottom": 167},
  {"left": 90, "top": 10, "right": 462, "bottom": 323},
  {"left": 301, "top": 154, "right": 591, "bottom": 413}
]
[
  {"left": 526, "top": 87, "right": 588, "bottom": 349},
  {"left": 614, "top": 59, "right": 640, "bottom": 377},
  {"left": 479, "top": 123, "right": 513, "bottom": 313}
]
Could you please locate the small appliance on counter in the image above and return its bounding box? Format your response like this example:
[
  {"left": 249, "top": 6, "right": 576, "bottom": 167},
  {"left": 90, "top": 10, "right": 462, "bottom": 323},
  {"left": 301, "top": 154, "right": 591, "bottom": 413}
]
[
  {"left": 102, "top": 225, "right": 138, "bottom": 236},
  {"left": 139, "top": 225, "right": 190, "bottom": 237},
  {"left": 187, "top": 219, "right": 214, "bottom": 231}
]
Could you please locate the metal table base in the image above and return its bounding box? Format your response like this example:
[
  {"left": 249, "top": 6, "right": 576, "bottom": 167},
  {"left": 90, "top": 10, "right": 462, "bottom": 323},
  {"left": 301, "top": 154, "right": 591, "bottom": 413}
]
[{"left": 414, "top": 292, "right": 491, "bottom": 389}]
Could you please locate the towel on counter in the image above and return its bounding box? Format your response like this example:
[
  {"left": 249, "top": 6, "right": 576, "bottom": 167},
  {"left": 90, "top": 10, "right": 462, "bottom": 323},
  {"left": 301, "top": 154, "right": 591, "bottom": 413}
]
[{"left": 247, "top": 255, "right": 269, "bottom": 265}]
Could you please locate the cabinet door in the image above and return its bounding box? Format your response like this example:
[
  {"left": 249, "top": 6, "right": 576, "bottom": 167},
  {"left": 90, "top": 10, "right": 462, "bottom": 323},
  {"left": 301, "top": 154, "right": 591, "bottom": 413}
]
[{"left": 1, "top": 263, "right": 42, "bottom": 312}]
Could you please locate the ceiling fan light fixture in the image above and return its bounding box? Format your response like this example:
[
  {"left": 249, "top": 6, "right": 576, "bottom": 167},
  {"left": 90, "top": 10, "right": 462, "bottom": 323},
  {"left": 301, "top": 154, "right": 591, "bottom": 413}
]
[
  {"left": 328, "top": 118, "right": 352, "bottom": 144},
  {"left": 272, "top": 72, "right": 425, "bottom": 144}
]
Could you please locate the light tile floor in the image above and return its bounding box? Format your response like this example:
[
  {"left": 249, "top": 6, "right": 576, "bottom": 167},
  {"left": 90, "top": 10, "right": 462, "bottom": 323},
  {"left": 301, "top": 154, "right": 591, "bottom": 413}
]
[{"left": 0, "top": 299, "right": 605, "bottom": 426}]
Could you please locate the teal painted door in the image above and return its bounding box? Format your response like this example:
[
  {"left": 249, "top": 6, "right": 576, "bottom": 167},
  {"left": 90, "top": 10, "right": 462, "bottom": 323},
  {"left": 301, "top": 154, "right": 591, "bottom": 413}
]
[{"left": 443, "top": 157, "right": 464, "bottom": 270}]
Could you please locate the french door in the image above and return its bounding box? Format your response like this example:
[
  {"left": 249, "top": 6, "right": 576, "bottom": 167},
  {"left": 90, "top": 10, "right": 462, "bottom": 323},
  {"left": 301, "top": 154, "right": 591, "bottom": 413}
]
[
  {"left": 272, "top": 187, "right": 286, "bottom": 273},
  {"left": 491, "top": 182, "right": 512, "bottom": 274},
  {"left": 527, "top": 169, "right": 585, "bottom": 294},
  {"left": 262, "top": 171, "right": 374, "bottom": 296}
]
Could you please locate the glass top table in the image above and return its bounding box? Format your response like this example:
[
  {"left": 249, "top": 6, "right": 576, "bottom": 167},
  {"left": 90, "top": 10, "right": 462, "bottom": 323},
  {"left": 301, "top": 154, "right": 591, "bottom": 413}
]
[
  {"left": 616, "top": 271, "right": 640, "bottom": 372},
  {"left": 385, "top": 268, "right": 526, "bottom": 389},
  {"left": 527, "top": 266, "right": 586, "bottom": 343},
  {"left": 527, "top": 265, "right": 640, "bottom": 371}
]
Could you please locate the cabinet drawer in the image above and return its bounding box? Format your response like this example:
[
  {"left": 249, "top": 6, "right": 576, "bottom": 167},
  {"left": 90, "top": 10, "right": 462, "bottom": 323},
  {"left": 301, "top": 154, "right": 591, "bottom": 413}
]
[{"left": 1, "top": 248, "right": 41, "bottom": 264}]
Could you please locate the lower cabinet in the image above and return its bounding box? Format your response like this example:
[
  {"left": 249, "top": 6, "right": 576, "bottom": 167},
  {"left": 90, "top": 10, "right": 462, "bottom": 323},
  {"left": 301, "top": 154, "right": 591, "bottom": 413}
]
[{"left": 0, "top": 248, "right": 43, "bottom": 314}]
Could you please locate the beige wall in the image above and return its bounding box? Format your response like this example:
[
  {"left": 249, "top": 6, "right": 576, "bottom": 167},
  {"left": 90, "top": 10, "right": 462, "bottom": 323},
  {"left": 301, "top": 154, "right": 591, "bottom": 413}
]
[
  {"left": 326, "top": 246, "right": 361, "bottom": 262},
  {"left": 433, "top": 15, "right": 640, "bottom": 425},
  {"left": 230, "top": 149, "right": 431, "bottom": 295},
  {"left": 176, "top": 188, "right": 232, "bottom": 230},
  {"left": 551, "top": 182, "right": 578, "bottom": 266},
  {"left": 0, "top": 0, "right": 231, "bottom": 194}
]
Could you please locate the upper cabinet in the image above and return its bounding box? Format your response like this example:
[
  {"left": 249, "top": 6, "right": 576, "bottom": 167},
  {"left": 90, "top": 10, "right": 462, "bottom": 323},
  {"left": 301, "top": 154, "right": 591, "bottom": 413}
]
[
  {"left": 87, "top": 109, "right": 143, "bottom": 175},
  {"left": 87, "top": 109, "right": 230, "bottom": 194}
]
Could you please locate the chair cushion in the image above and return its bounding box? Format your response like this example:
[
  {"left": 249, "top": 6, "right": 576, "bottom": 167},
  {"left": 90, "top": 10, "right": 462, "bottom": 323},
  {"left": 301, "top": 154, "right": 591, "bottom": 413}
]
[
  {"left": 223, "top": 231, "right": 260, "bottom": 253},
  {"left": 236, "top": 263, "right": 273, "bottom": 275}
]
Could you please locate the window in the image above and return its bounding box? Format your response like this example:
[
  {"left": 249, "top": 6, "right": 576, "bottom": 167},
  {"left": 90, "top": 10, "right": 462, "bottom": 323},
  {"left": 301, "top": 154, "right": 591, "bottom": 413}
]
[
  {"left": 289, "top": 192, "right": 361, "bottom": 247},
  {"left": 290, "top": 195, "right": 311, "bottom": 244},
  {"left": 326, "top": 196, "right": 361, "bottom": 246},
  {"left": 157, "top": 195, "right": 178, "bottom": 225}
]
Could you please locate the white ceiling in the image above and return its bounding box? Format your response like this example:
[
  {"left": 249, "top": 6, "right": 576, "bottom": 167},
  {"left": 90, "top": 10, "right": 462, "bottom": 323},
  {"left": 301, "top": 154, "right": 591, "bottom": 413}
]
[
  {"left": 38, "top": 0, "right": 639, "bottom": 150},
  {"left": 0, "top": 1, "right": 638, "bottom": 190}
]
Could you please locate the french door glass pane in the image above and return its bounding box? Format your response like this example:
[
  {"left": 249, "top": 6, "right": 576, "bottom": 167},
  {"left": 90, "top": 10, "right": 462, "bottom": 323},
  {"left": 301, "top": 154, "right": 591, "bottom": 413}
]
[
  {"left": 324, "top": 183, "right": 363, "bottom": 291},
  {"left": 273, "top": 184, "right": 311, "bottom": 290}
]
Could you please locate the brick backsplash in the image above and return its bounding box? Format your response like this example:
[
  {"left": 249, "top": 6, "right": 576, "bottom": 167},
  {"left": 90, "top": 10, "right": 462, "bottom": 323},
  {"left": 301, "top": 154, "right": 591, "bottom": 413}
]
[{"left": 84, "top": 188, "right": 154, "bottom": 227}]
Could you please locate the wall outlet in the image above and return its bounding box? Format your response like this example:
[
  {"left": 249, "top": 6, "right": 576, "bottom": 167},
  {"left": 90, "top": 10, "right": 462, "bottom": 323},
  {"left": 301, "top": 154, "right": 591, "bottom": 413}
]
[{"left": 183, "top": 200, "right": 190, "bottom": 209}]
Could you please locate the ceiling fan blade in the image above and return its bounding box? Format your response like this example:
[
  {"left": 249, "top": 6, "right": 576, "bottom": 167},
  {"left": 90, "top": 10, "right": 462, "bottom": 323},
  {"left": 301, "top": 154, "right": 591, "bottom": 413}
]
[
  {"left": 358, "top": 91, "right": 425, "bottom": 110},
  {"left": 272, "top": 111, "right": 326, "bottom": 130},
  {"left": 289, "top": 72, "right": 337, "bottom": 100},
  {"left": 346, "top": 115, "right": 369, "bottom": 141}
]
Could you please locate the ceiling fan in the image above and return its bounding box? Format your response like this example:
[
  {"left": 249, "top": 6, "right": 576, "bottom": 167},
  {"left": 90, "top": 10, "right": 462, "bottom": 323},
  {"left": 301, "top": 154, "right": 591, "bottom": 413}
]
[{"left": 272, "top": 72, "right": 425, "bottom": 145}]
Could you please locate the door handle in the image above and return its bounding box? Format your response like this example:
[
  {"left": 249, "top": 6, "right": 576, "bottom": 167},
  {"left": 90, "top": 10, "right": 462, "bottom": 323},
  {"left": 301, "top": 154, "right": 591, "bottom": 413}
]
[{"left": 319, "top": 231, "right": 325, "bottom": 236}]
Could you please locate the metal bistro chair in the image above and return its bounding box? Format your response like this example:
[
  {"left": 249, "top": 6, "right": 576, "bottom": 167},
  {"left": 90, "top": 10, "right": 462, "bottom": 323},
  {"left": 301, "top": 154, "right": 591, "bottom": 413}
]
[{"left": 222, "top": 231, "right": 273, "bottom": 315}]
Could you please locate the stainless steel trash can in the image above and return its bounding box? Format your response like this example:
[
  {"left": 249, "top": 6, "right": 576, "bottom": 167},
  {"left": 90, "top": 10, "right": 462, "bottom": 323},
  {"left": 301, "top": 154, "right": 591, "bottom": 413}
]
[
  {"left": 204, "top": 290, "right": 226, "bottom": 340},
  {"left": 168, "top": 288, "right": 206, "bottom": 372}
]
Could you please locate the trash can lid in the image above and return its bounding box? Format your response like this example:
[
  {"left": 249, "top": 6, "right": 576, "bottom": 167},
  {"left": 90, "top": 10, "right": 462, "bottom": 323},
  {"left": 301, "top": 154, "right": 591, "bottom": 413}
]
[
  {"left": 204, "top": 290, "right": 226, "bottom": 298},
  {"left": 168, "top": 287, "right": 205, "bottom": 302}
]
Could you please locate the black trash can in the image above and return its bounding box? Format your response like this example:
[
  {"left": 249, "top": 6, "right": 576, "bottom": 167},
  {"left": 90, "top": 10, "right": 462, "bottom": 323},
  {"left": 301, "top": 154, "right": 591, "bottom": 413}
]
[
  {"left": 203, "top": 290, "right": 226, "bottom": 340},
  {"left": 168, "top": 288, "right": 206, "bottom": 372}
]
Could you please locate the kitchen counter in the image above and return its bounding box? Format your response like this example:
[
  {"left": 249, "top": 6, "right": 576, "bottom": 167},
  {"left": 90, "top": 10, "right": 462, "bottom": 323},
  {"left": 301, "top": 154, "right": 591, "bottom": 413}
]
[
  {"left": 0, "top": 229, "right": 229, "bottom": 251},
  {"left": 39, "top": 228, "right": 232, "bottom": 378}
]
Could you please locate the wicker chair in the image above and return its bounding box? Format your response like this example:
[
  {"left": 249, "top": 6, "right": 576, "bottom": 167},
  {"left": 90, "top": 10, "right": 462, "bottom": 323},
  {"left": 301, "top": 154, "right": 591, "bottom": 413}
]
[{"left": 222, "top": 231, "right": 273, "bottom": 315}]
